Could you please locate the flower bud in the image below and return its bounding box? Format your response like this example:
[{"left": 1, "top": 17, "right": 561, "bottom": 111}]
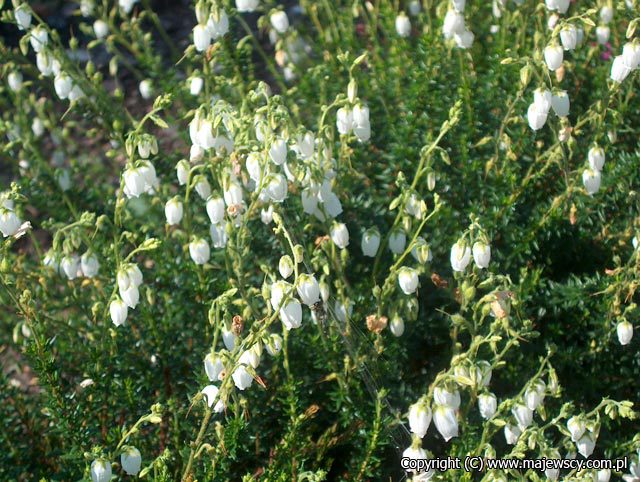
[
  {"left": 176, "top": 160, "right": 189, "bottom": 186},
  {"left": 265, "top": 333, "right": 283, "bottom": 356},
  {"left": 411, "top": 237, "right": 432, "bottom": 264}
]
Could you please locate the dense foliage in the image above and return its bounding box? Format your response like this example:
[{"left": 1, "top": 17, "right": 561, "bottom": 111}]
[{"left": 1, "top": 0, "right": 640, "bottom": 480}]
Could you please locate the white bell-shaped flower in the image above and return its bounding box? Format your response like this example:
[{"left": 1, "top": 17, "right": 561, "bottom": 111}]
[
  {"left": 236, "top": 0, "right": 259, "bottom": 12},
  {"left": 551, "top": 91, "right": 570, "bottom": 117},
  {"left": 165, "top": 198, "right": 184, "bottom": 226},
  {"left": 433, "top": 405, "right": 458, "bottom": 442},
  {"left": 617, "top": 320, "right": 633, "bottom": 345},
  {"left": 588, "top": 146, "right": 605, "bottom": 171},
  {"left": 193, "top": 24, "right": 211, "bottom": 52},
  {"left": 576, "top": 433, "right": 596, "bottom": 458},
  {"left": 280, "top": 299, "right": 302, "bottom": 330},
  {"left": 398, "top": 267, "right": 419, "bottom": 295},
  {"left": 81, "top": 252, "right": 100, "bottom": 278},
  {"left": 504, "top": 424, "right": 521, "bottom": 444},
  {"left": 408, "top": 400, "right": 432, "bottom": 438},
  {"left": 361, "top": 228, "right": 380, "bottom": 257},
  {"left": 512, "top": 403, "right": 533, "bottom": 430},
  {"left": 121, "top": 447, "right": 142, "bottom": 476},
  {"left": 525, "top": 380, "right": 546, "bottom": 411},
  {"left": 221, "top": 327, "right": 236, "bottom": 351},
  {"left": 478, "top": 393, "right": 497, "bottom": 419},
  {"left": 472, "top": 241, "right": 491, "bottom": 269},
  {"left": 201, "top": 384, "right": 226, "bottom": 411},
  {"left": 390, "top": 315, "right": 405, "bottom": 337},
  {"left": 450, "top": 240, "right": 471, "bottom": 271},
  {"left": 596, "top": 25, "right": 610, "bottom": 45},
  {"left": 395, "top": 13, "right": 411, "bottom": 37},
  {"left": 269, "top": 138, "right": 288, "bottom": 165},
  {"left": 61, "top": 254, "right": 80, "bottom": 280},
  {"left": 189, "top": 238, "right": 210, "bottom": 265},
  {"left": 206, "top": 197, "right": 225, "bottom": 225},
  {"left": 560, "top": 24, "right": 577, "bottom": 50},
  {"left": 14, "top": 5, "right": 32, "bottom": 30},
  {"left": 389, "top": 229, "right": 406, "bottom": 254},
  {"left": 270, "top": 11, "right": 289, "bottom": 33},
  {"left": 330, "top": 223, "right": 350, "bottom": 249},
  {"left": 544, "top": 44, "right": 563, "bottom": 71},
  {"left": 91, "top": 459, "right": 112, "bottom": 482},
  {"left": 206, "top": 10, "right": 229, "bottom": 39},
  {"left": 611, "top": 55, "right": 632, "bottom": 83},
  {"left": 297, "top": 274, "right": 320, "bottom": 306},
  {"left": 109, "top": 298, "right": 128, "bottom": 327},
  {"left": 204, "top": 353, "right": 224, "bottom": 381},
  {"left": 0, "top": 209, "right": 22, "bottom": 237},
  {"left": 582, "top": 168, "right": 602, "bottom": 195}
]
